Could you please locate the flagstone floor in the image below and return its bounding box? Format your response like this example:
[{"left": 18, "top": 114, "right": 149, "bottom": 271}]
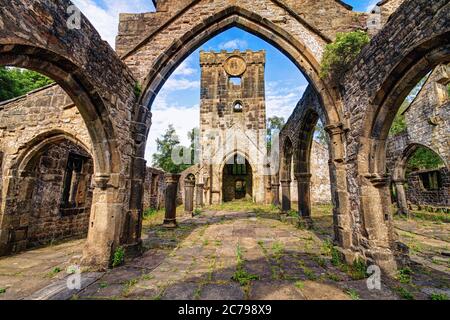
[{"left": 0, "top": 206, "right": 448, "bottom": 300}]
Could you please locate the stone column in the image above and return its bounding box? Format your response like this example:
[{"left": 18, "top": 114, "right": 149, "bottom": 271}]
[
  {"left": 271, "top": 183, "right": 281, "bottom": 207},
  {"left": 82, "top": 174, "right": 124, "bottom": 269},
  {"left": 163, "top": 173, "right": 181, "bottom": 228},
  {"left": 296, "top": 172, "right": 313, "bottom": 227},
  {"left": 296, "top": 173, "right": 312, "bottom": 217},
  {"left": 393, "top": 179, "right": 409, "bottom": 217},
  {"left": 265, "top": 176, "right": 273, "bottom": 205},
  {"left": 184, "top": 177, "right": 195, "bottom": 216},
  {"left": 196, "top": 183, "right": 204, "bottom": 208},
  {"left": 280, "top": 179, "right": 291, "bottom": 213},
  {"left": 325, "top": 123, "right": 352, "bottom": 251}
]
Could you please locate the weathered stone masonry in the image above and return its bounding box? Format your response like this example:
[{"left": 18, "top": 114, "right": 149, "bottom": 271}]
[
  {"left": 0, "top": 0, "right": 139, "bottom": 269},
  {"left": 0, "top": 85, "right": 94, "bottom": 252},
  {"left": 342, "top": 0, "right": 450, "bottom": 271},
  {"left": 0, "top": 0, "right": 447, "bottom": 274},
  {"left": 386, "top": 64, "right": 450, "bottom": 212}
]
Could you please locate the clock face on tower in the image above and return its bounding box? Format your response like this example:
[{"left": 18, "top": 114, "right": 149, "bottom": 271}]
[{"left": 223, "top": 56, "right": 247, "bottom": 77}]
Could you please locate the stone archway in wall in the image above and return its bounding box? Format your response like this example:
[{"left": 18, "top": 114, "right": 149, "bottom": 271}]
[
  {"left": 0, "top": 0, "right": 138, "bottom": 268},
  {"left": 219, "top": 152, "right": 256, "bottom": 203},
  {"left": 221, "top": 154, "right": 254, "bottom": 202},
  {"left": 392, "top": 143, "right": 448, "bottom": 214},
  {"left": 124, "top": 2, "right": 349, "bottom": 256},
  {"left": 343, "top": 0, "right": 450, "bottom": 272},
  {"left": 123, "top": 0, "right": 353, "bottom": 207},
  {"left": 126, "top": 4, "right": 345, "bottom": 163},
  {"left": 2, "top": 132, "right": 94, "bottom": 254}
]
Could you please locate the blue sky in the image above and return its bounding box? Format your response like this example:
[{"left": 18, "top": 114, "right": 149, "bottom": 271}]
[{"left": 73, "top": 0, "right": 378, "bottom": 161}]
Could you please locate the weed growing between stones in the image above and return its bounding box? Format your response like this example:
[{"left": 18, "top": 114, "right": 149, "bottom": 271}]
[
  {"left": 395, "top": 286, "right": 414, "bottom": 300},
  {"left": 231, "top": 244, "right": 260, "bottom": 288},
  {"left": 429, "top": 293, "right": 448, "bottom": 300},
  {"left": 46, "top": 267, "right": 62, "bottom": 278},
  {"left": 112, "top": 247, "right": 125, "bottom": 268},
  {"left": 397, "top": 267, "right": 413, "bottom": 284},
  {"left": 346, "top": 289, "right": 360, "bottom": 300}
]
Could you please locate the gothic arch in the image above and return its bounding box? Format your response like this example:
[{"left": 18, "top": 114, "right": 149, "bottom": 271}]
[
  {"left": 0, "top": 51, "right": 117, "bottom": 177},
  {"left": 0, "top": 130, "right": 93, "bottom": 255},
  {"left": 135, "top": 6, "right": 342, "bottom": 133},
  {"left": 219, "top": 151, "right": 256, "bottom": 202},
  {"left": 280, "top": 137, "right": 294, "bottom": 181},
  {"left": 0, "top": 0, "right": 139, "bottom": 268},
  {"left": 343, "top": 0, "right": 450, "bottom": 272},
  {"left": 392, "top": 143, "right": 447, "bottom": 183}
]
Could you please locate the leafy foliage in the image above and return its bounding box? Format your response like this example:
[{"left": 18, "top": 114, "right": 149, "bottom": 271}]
[
  {"left": 406, "top": 147, "right": 444, "bottom": 172},
  {"left": 112, "top": 247, "right": 125, "bottom": 268},
  {"left": 267, "top": 116, "right": 285, "bottom": 152},
  {"left": 320, "top": 31, "right": 370, "bottom": 83},
  {"left": 0, "top": 67, "right": 54, "bottom": 102},
  {"left": 152, "top": 124, "right": 193, "bottom": 173},
  {"left": 314, "top": 120, "right": 329, "bottom": 146}
]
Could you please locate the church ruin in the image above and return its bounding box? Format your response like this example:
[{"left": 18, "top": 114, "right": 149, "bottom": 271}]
[{"left": 0, "top": 0, "right": 448, "bottom": 277}]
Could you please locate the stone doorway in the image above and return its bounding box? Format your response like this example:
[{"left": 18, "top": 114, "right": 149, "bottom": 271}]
[{"left": 222, "top": 154, "right": 253, "bottom": 202}]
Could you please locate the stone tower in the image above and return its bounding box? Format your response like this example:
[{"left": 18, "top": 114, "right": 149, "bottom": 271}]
[{"left": 197, "top": 50, "right": 268, "bottom": 204}]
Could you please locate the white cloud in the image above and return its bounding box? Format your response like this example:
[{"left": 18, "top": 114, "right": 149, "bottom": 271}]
[
  {"left": 162, "top": 78, "right": 200, "bottom": 91},
  {"left": 72, "top": 0, "right": 153, "bottom": 48},
  {"left": 266, "top": 82, "right": 307, "bottom": 121},
  {"left": 146, "top": 103, "right": 199, "bottom": 162},
  {"left": 366, "top": 0, "right": 379, "bottom": 12},
  {"left": 219, "top": 39, "right": 249, "bottom": 51},
  {"left": 173, "top": 60, "right": 197, "bottom": 76}
]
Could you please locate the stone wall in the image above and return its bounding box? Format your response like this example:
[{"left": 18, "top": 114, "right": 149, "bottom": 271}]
[
  {"left": 278, "top": 85, "right": 332, "bottom": 205},
  {"left": 26, "top": 141, "right": 93, "bottom": 248},
  {"left": 0, "top": 85, "right": 95, "bottom": 252},
  {"left": 198, "top": 50, "right": 268, "bottom": 204},
  {"left": 143, "top": 167, "right": 166, "bottom": 211},
  {"left": 0, "top": 0, "right": 140, "bottom": 267},
  {"left": 386, "top": 64, "right": 449, "bottom": 210},
  {"left": 286, "top": 141, "right": 332, "bottom": 205},
  {"left": 341, "top": 0, "right": 449, "bottom": 270},
  {"left": 406, "top": 168, "right": 450, "bottom": 208},
  {"left": 403, "top": 65, "right": 450, "bottom": 166}
]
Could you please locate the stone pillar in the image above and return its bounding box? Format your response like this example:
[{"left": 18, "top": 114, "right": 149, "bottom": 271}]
[
  {"left": 196, "top": 183, "right": 204, "bottom": 208},
  {"left": 325, "top": 123, "right": 352, "bottom": 250},
  {"left": 393, "top": 180, "right": 409, "bottom": 217},
  {"left": 82, "top": 174, "right": 124, "bottom": 269},
  {"left": 280, "top": 179, "right": 291, "bottom": 213},
  {"left": 296, "top": 172, "right": 313, "bottom": 227},
  {"left": 265, "top": 176, "right": 272, "bottom": 205},
  {"left": 362, "top": 174, "right": 398, "bottom": 274},
  {"left": 163, "top": 173, "right": 180, "bottom": 228},
  {"left": 271, "top": 183, "right": 281, "bottom": 207},
  {"left": 184, "top": 177, "right": 195, "bottom": 216}
]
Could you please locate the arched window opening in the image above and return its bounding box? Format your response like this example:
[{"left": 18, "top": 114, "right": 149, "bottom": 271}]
[
  {"left": 229, "top": 76, "right": 242, "bottom": 86},
  {"left": 233, "top": 101, "right": 243, "bottom": 113}
]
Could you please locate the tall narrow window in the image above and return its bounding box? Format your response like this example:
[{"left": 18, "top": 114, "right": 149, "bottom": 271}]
[
  {"left": 229, "top": 76, "right": 241, "bottom": 86},
  {"left": 419, "top": 170, "right": 442, "bottom": 191},
  {"left": 61, "top": 153, "right": 85, "bottom": 209}
]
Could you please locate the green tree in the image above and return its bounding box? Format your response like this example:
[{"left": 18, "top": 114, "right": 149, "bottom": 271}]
[
  {"left": 406, "top": 147, "right": 444, "bottom": 173},
  {"left": 267, "top": 116, "right": 285, "bottom": 152},
  {"left": 320, "top": 31, "right": 370, "bottom": 83},
  {"left": 0, "top": 67, "right": 54, "bottom": 102},
  {"left": 152, "top": 125, "right": 193, "bottom": 173},
  {"left": 314, "top": 120, "right": 330, "bottom": 146}
]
